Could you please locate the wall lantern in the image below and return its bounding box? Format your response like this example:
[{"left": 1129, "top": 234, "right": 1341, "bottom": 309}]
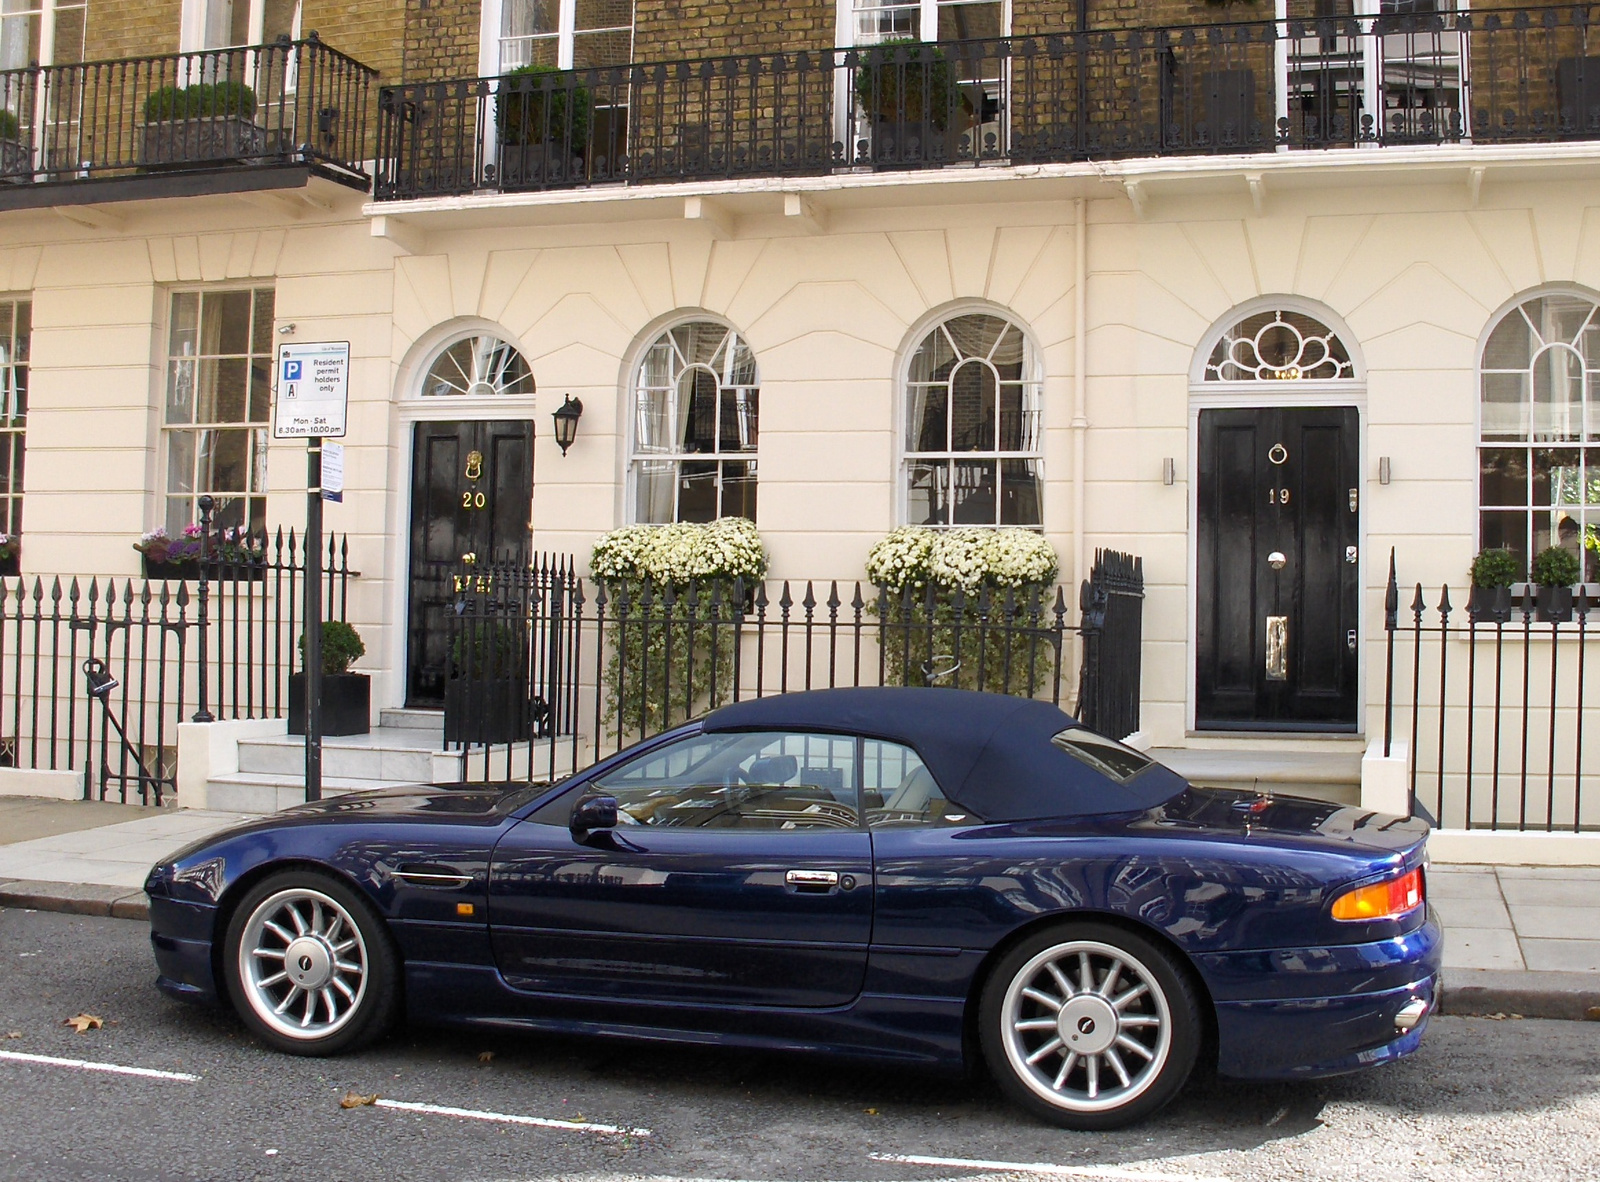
[{"left": 552, "top": 395, "right": 584, "bottom": 456}]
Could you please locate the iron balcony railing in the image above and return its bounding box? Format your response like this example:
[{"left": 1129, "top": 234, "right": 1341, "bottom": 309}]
[
  {"left": 375, "top": 6, "right": 1600, "bottom": 200},
  {"left": 0, "top": 35, "right": 374, "bottom": 187}
]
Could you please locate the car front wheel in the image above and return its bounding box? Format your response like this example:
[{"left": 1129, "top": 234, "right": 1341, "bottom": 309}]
[
  {"left": 222, "top": 870, "right": 400, "bottom": 1056},
  {"left": 979, "top": 922, "right": 1200, "bottom": 1129}
]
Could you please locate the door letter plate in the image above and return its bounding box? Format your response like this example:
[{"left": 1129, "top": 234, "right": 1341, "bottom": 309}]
[{"left": 1265, "top": 616, "right": 1289, "bottom": 681}]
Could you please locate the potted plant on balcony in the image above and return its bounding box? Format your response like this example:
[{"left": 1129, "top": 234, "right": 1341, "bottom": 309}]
[
  {"left": 1532, "top": 544, "right": 1581, "bottom": 623},
  {"left": 289, "top": 620, "right": 370, "bottom": 736},
  {"left": 495, "top": 64, "right": 592, "bottom": 188},
  {"left": 1467, "top": 546, "right": 1517, "bottom": 624},
  {"left": 204, "top": 526, "right": 267, "bottom": 581},
  {"left": 0, "top": 109, "right": 28, "bottom": 182},
  {"left": 855, "top": 40, "right": 957, "bottom": 131},
  {"left": 134, "top": 525, "right": 203, "bottom": 580},
  {"left": 444, "top": 619, "right": 533, "bottom": 745},
  {"left": 140, "top": 80, "right": 264, "bottom": 167}
]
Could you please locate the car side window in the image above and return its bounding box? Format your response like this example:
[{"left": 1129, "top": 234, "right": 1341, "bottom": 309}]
[
  {"left": 588, "top": 730, "right": 860, "bottom": 831},
  {"left": 863, "top": 739, "right": 966, "bottom": 828}
]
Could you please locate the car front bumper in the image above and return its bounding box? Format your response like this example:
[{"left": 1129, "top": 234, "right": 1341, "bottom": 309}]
[
  {"left": 149, "top": 896, "right": 220, "bottom": 1006},
  {"left": 1208, "top": 908, "right": 1444, "bottom": 1080}
]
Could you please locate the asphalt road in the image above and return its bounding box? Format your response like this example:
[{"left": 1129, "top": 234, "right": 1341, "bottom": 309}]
[{"left": 3, "top": 908, "right": 1599, "bottom": 1182}]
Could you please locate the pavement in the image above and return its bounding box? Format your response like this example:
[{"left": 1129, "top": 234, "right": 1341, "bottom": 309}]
[{"left": 2, "top": 795, "right": 1598, "bottom": 1022}]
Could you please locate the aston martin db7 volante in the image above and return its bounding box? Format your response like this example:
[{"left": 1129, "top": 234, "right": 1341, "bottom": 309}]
[{"left": 146, "top": 688, "right": 1440, "bottom": 1128}]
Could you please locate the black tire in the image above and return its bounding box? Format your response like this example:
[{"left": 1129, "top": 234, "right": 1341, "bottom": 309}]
[
  {"left": 222, "top": 869, "right": 401, "bottom": 1056},
  {"left": 978, "top": 921, "right": 1201, "bottom": 1130}
]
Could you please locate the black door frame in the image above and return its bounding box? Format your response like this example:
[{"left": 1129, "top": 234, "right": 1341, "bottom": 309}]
[{"left": 1188, "top": 394, "right": 1364, "bottom": 734}]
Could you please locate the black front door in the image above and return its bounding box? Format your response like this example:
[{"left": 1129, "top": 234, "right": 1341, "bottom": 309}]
[
  {"left": 1196, "top": 406, "right": 1359, "bottom": 731},
  {"left": 406, "top": 420, "right": 533, "bottom": 707}
]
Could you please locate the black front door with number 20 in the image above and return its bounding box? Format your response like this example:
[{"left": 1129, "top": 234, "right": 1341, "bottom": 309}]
[{"left": 1196, "top": 406, "right": 1359, "bottom": 731}]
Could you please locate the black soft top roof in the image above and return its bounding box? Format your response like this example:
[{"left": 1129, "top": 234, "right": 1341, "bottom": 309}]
[{"left": 701, "top": 687, "right": 1184, "bottom": 822}]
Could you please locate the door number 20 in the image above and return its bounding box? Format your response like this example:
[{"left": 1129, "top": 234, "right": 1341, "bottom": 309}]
[
  {"left": 1268, "top": 487, "right": 1290, "bottom": 505},
  {"left": 461, "top": 490, "right": 486, "bottom": 509}
]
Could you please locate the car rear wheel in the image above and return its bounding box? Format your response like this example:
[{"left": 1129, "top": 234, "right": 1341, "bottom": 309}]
[
  {"left": 222, "top": 870, "right": 400, "bottom": 1056},
  {"left": 979, "top": 922, "right": 1200, "bottom": 1129}
]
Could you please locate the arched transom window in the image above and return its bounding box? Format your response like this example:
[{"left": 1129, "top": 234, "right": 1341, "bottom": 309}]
[
  {"left": 1479, "top": 291, "right": 1600, "bottom": 580},
  {"left": 1204, "top": 309, "right": 1355, "bottom": 382},
  {"left": 631, "top": 321, "right": 758, "bottom": 523},
  {"left": 903, "top": 311, "right": 1041, "bottom": 527},
  {"left": 420, "top": 334, "right": 534, "bottom": 398}
]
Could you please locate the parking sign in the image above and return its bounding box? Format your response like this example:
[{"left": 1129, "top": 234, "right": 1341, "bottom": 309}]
[{"left": 273, "top": 342, "right": 350, "bottom": 438}]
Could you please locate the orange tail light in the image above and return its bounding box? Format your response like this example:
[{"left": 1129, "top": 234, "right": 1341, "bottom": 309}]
[{"left": 1331, "top": 867, "right": 1424, "bottom": 922}]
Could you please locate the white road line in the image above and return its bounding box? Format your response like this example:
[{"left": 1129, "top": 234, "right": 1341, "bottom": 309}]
[
  {"left": 868, "top": 1152, "right": 1230, "bottom": 1182},
  {"left": 372, "top": 1098, "right": 651, "bottom": 1137},
  {"left": 0, "top": 1049, "right": 200, "bottom": 1083}
]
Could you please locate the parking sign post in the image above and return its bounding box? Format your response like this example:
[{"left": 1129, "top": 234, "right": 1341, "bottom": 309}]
[{"left": 274, "top": 342, "right": 350, "bottom": 804}]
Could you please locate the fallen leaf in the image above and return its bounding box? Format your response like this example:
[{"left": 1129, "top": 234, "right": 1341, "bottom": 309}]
[
  {"left": 4, "top": 1032, "right": 19, "bottom": 1039},
  {"left": 1587, "top": 1006, "right": 1600, "bottom": 1022},
  {"left": 62, "top": 1013, "right": 103, "bottom": 1034},
  {"left": 865, "top": 1107, "right": 879, "bottom": 1116},
  {"left": 339, "top": 1092, "right": 379, "bottom": 1109},
  {"left": 477, "top": 1051, "right": 495, "bottom": 1064}
]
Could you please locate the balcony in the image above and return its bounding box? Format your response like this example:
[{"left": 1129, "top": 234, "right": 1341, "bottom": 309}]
[
  {"left": 0, "top": 36, "right": 375, "bottom": 210},
  {"left": 374, "top": 6, "right": 1600, "bottom": 202}
]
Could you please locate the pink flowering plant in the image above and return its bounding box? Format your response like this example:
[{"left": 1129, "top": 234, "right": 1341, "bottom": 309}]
[
  {"left": 0, "top": 532, "right": 17, "bottom": 562},
  {"left": 132, "top": 524, "right": 202, "bottom": 564}
]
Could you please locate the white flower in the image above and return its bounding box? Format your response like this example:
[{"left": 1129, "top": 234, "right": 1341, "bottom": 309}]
[
  {"left": 591, "top": 518, "right": 768, "bottom": 585},
  {"left": 866, "top": 526, "right": 1058, "bottom": 594}
]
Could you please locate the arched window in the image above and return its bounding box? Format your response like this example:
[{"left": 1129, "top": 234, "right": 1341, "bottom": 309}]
[
  {"left": 419, "top": 334, "right": 534, "bottom": 398},
  {"left": 902, "top": 310, "right": 1041, "bottom": 527},
  {"left": 1479, "top": 290, "right": 1600, "bottom": 580},
  {"left": 630, "top": 320, "right": 758, "bottom": 523},
  {"left": 1203, "top": 308, "right": 1355, "bottom": 382}
]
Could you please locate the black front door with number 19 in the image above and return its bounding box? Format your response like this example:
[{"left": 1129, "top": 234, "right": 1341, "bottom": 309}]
[
  {"left": 1196, "top": 407, "right": 1359, "bottom": 730},
  {"left": 406, "top": 420, "right": 533, "bottom": 706}
]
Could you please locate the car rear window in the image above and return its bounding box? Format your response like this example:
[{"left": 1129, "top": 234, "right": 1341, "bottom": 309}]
[{"left": 1050, "top": 727, "right": 1154, "bottom": 784}]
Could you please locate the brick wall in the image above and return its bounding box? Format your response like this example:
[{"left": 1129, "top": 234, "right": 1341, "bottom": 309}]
[
  {"left": 632, "top": 0, "right": 834, "bottom": 65},
  {"left": 303, "top": 1, "right": 408, "bottom": 79},
  {"left": 83, "top": 0, "right": 184, "bottom": 61},
  {"left": 401, "top": 0, "right": 482, "bottom": 81}
]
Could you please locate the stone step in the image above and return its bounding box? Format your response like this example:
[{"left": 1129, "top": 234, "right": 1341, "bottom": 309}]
[
  {"left": 1150, "top": 747, "right": 1362, "bottom": 806},
  {"left": 379, "top": 707, "right": 444, "bottom": 731},
  {"left": 206, "top": 772, "right": 426, "bottom": 815},
  {"left": 237, "top": 727, "right": 453, "bottom": 782}
]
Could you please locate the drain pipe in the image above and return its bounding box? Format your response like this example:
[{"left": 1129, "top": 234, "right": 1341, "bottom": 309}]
[{"left": 1072, "top": 197, "right": 1089, "bottom": 602}]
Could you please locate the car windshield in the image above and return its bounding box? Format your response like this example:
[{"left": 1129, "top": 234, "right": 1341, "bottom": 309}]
[{"left": 1050, "top": 727, "right": 1154, "bottom": 784}]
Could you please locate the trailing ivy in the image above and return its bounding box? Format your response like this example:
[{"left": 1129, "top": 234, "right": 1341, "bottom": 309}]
[
  {"left": 591, "top": 519, "right": 767, "bottom": 736},
  {"left": 865, "top": 527, "right": 1062, "bottom": 696}
]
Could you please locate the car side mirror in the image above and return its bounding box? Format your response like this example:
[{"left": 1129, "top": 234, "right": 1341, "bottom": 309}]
[{"left": 569, "top": 794, "right": 618, "bottom": 836}]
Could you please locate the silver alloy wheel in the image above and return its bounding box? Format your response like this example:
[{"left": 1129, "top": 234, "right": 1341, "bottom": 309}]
[
  {"left": 237, "top": 887, "right": 369, "bottom": 1041},
  {"left": 999, "top": 938, "right": 1173, "bottom": 1114}
]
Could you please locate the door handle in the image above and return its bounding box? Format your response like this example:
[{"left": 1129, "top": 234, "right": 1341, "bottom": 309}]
[
  {"left": 1265, "top": 615, "right": 1289, "bottom": 681},
  {"left": 785, "top": 869, "right": 839, "bottom": 891}
]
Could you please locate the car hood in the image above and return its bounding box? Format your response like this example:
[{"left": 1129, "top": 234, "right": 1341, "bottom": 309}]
[{"left": 273, "top": 783, "right": 531, "bottom": 821}]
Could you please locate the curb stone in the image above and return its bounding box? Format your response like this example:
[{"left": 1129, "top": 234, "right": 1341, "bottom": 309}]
[
  {"left": 3, "top": 890, "right": 1597, "bottom": 1021},
  {"left": 0, "top": 881, "right": 149, "bottom": 921}
]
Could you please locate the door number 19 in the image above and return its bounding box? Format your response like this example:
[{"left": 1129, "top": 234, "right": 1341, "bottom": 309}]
[{"left": 1268, "top": 487, "right": 1290, "bottom": 505}]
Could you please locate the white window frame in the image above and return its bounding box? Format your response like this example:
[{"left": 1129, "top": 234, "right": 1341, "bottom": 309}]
[
  {"left": 479, "top": 0, "right": 634, "bottom": 77},
  {"left": 180, "top": 0, "right": 302, "bottom": 52},
  {"left": 625, "top": 317, "right": 760, "bottom": 526},
  {"left": 895, "top": 303, "right": 1043, "bottom": 530},
  {"left": 834, "top": 0, "right": 1011, "bottom": 49}
]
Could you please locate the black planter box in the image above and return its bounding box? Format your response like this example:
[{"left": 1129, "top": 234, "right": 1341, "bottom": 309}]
[
  {"left": 288, "top": 672, "right": 371, "bottom": 736},
  {"left": 445, "top": 675, "right": 531, "bottom": 746},
  {"left": 142, "top": 556, "right": 202, "bottom": 581},
  {"left": 1468, "top": 584, "right": 1515, "bottom": 624},
  {"left": 140, "top": 116, "right": 266, "bottom": 167},
  {"left": 1537, "top": 585, "right": 1575, "bottom": 624}
]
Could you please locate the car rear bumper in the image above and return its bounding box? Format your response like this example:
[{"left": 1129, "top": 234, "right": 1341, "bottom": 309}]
[
  {"left": 149, "top": 896, "right": 220, "bottom": 1006},
  {"left": 1211, "top": 909, "right": 1443, "bottom": 1080}
]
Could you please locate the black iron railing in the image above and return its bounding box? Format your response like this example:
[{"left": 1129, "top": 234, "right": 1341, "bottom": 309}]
[
  {"left": 0, "top": 528, "right": 354, "bottom": 805},
  {"left": 375, "top": 7, "right": 1600, "bottom": 200},
  {"left": 1384, "top": 552, "right": 1600, "bottom": 832},
  {"left": 440, "top": 550, "right": 1144, "bottom": 786},
  {"left": 0, "top": 35, "right": 374, "bottom": 186}
]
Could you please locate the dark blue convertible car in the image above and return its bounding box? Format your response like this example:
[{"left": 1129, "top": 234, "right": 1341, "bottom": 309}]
[{"left": 145, "top": 688, "right": 1440, "bottom": 1129}]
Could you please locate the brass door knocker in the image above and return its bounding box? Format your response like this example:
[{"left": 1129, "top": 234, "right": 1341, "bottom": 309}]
[{"left": 464, "top": 450, "right": 483, "bottom": 481}]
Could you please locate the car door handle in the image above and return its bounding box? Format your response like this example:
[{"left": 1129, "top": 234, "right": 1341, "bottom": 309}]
[
  {"left": 785, "top": 869, "right": 839, "bottom": 891},
  {"left": 393, "top": 865, "right": 473, "bottom": 888}
]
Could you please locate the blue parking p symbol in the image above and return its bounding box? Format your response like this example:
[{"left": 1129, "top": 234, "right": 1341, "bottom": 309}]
[{"left": 282, "top": 359, "right": 303, "bottom": 382}]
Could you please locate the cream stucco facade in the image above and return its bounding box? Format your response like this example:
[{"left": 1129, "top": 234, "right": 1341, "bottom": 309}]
[{"left": 5, "top": 148, "right": 1599, "bottom": 753}]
